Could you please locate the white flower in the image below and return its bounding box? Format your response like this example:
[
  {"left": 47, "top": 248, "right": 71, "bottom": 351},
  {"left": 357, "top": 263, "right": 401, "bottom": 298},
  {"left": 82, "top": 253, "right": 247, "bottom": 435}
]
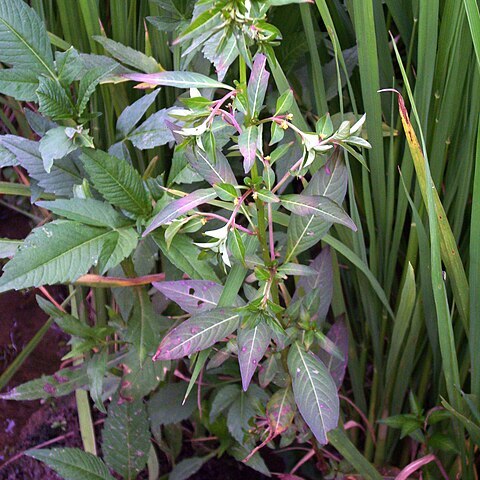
[{"left": 194, "top": 225, "right": 231, "bottom": 267}]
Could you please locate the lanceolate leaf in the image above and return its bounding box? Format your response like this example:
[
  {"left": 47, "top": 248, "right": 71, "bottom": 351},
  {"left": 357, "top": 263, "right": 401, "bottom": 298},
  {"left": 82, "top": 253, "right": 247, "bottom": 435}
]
[
  {"left": 318, "top": 317, "right": 349, "bottom": 389},
  {"left": 126, "top": 287, "right": 160, "bottom": 364},
  {"left": 281, "top": 194, "right": 356, "bottom": 230},
  {"left": 26, "top": 448, "right": 115, "bottom": 480},
  {"left": 77, "top": 65, "right": 116, "bottom": 116},
  {"left": 153, "top": 280, "right": 225, "bottom": 314},
  {"left": 238, "top": 321, "right": 271, "bottom": 391},
  {"left": 247, "top": 54, "right": 269, "bottom": 117},
  {"left": 287, "top": 342, "right": 339, "bottom": 445},
  {"left": 0, "top": 0, "right": 55, "bottom": 77},
  {"left": 286, "top": 158, "right": 348, "bottom": 260},
  {"left": 185, "top": 145, "right": 237, "bottom": 186},
  {"left": 267, "top": 388, "right": 296, "bottom": 436},
  {"left": 0, "top": 221, "right": 137, "bottom": 293},
  {"left": 291, "top": 247, "right": 333, "bottom": 322},
  {"left": 37, "top": 198, "right": 130, "bottom": 229},
  {"left": 102, "top": 398, "right": 150, "bottom": 480},
  {"left": 0, "top": 68, "right": 38, "bottom": 101},
  {"left": 124, "top": 71, "right": 234, "bottom": 90},
  {"left": 36, "top": 77, "right": 73, "bottom": 119},
  {"left": 143, "top": 188, "right": 217, "bottom": 236},
  {"left": 127, "top": 108, "right": 175, "bottom": 149},
  {"left": 116, "top": 90, "right": 160, "bottom": 137},
  {"left": 81, "top": 148, "right": 151, "bottom": 217},
  {"left": 239, "top": 125, "right": 258, "bottom": 173},
  {"left": 153, "top": 308, "right": 240, "bottom": 360}
]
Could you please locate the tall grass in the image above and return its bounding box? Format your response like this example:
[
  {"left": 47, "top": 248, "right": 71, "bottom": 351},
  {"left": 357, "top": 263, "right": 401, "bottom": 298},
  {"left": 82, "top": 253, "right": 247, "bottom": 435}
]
[{"left": 9, "top": 0, "right": 480, "bottom": 476}]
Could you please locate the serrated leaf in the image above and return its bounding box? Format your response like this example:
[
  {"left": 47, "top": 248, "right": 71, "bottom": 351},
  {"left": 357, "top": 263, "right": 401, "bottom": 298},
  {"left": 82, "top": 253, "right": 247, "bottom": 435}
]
[
  {"left": 318, "top": 317, "right": 348, "bottom": 389},
  {"left": 36, "top": 77, "right": 73, "bottom": 119},
  {"left": 77, "top": 65, "right": 115, "bottom": 116},
  {"left": 102, "top": 398, "right": 150, "bottom": 479},
  {"left": 286, "top": 159, "right": 349, "bottom": 260},
  {"left": 153, "top": 280, "right": 225, "bottom": 314},
  {"left": 81, "top": 148, "right": 151, "bottom": 217},
  {"left": 56, "top": 47, "right": 84, "bottom": 85},
  {"left": 247, "top": 54, "right": 269, "bottom": 117},
  {"left": 144, "top": 188, "right": 217, "bottom": 235},
  {"left": 149, "top": 382, "right": 197, "bottom": 426},
  {"left": 87, "top": 349, "right": 107, "bottom": 413},
  {"left": 93, "top": 36, "right": 160, "bottom": 73},
  {"left": 126, "top": 287, "right": 160, "bottom": 364},
  {"left": 127, "top": 108, "right": 175, "bottom": 150},
  {"left": 239, "top": 126, "right": 258, "bottom": 173},
  {"left": 124, "top": 70, "right": 233, "bottom": 90},
  {"left": 0, "top": 0, "right": 55, "bottom": 76},
  {"left": 0, "top": 141, "right": 17, "bottom": 167},
  {"left": 287, "top": 343, "right": 339, "bottom": 444},
  {"left": 0, "top": 364, "right": 88, "bottom": 400},
  {"left": 153, "top": 232, "right": 219, "bottom": 282},
  {"left": 26, "top": 448, "right": 115, "bottom": 480},
  {"left": 153, "top": 308, "right": 239, "bottom": 360},
  {"left": 185, "top": 145, "right": 237, "bottom": 186},
  {"left": 37, "top": 198, "right": 129, "bottom": 228},
  {"left": 281, "top": 194, "right": 356, "bottom": 230},
  {"left": 238, "top": 322, "right": 271, "bottom": 391},
  {"left": 116, "top": 90, "right": 160, "bottom": 137},
  {"left": 0, "top": 221, "right": 136, "bottom": 292},
  {"left": 0, "top": 68, "right": 38, "bottom": 101},
  {"left": 291, "top": 247, "right": 333, "bottom": 322}
]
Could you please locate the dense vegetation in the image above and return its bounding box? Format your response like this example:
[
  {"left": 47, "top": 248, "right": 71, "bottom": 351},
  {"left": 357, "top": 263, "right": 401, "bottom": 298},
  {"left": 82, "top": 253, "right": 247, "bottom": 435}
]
[{"left": 0, "top": 0, "right": 479, "bottom": 478}]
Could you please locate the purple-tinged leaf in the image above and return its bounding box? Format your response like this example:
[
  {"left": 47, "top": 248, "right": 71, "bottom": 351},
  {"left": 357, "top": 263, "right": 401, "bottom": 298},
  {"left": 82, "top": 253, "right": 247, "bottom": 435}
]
[
  {"left": 287, "top": 342, "right": 339, "bottom": 445},
  {"left": 185, "top": 146, "right": 237, "bottom": 186},
  {"left": 247, "top": 54, "right": 269, "bottom": 117},
  {"left": 286, "top": 157, "right": 348, "bottom": 259},
  {"left": 123, "top": 71, "right": 234, "bottom": 91},
  {"left": 239, "top": 125, "right": 258, "bottom": 173},
  {"left": 153, "top": 308, "right": 239, "bottom": 361},
  {"left": 291, "top": 247, "right": 333, "bottom": 322},
  {"left": 318, "top": 317, "right": 348, "bottom": 389},
  {"left": 203, "top": 31, "right": 239, "bottom": 81},
  {"left": 143, "top": 188, "right": 217, "bottom": 236},
  {"left": 281, "top": 194, "right": 356, "bottom": 231},
  {"left": 238, "top": 322, "right": 271, "bottom": 391},
  {"left": 153, "top": 280, "right": 224, "bottom": 314},
  {"left": 267, "top": 388, "right": 296, "bottom": 436}
]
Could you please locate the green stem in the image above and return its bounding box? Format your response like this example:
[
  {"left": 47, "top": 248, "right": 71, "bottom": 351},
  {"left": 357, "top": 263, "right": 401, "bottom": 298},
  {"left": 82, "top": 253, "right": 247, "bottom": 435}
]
[{"left": 71, "top": 286, "right": 97, "bottom": 455}]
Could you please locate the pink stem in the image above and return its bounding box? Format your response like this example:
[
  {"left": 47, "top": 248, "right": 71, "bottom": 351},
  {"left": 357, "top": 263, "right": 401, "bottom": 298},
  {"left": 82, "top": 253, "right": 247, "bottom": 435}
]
[
  {"left": 395, "top": 454, "right": 449, "bottom": 480},
  {"left": 290, "top": 449, "right": 316, "bottom": 474}
]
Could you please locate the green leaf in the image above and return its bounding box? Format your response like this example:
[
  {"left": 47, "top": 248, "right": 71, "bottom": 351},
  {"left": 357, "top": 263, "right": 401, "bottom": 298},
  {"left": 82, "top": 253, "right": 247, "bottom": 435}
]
[
  {"left": 37, "top": 198, "right": 130, "bottom": 228},
  {"left": 81, "top": 148, "right": 151, "bottom": 217},
  {"left": 281, "top": 194, "right": 356, "bottom": 230},
  {"left": 0, "top": 0, "right": 55, "bottom": 76},
  {"left": 275, "top": 89, "right": 294, "bottom": 115},
  {"left": 77, "top": 65, "right": 115, "bottom": 117},
  {"left": 0, "top": 238, "right": 21, "bottom": 258},
  {"left": 169, "top": 457, "right": 211, "bottom": 480},
  {"left": 87, "top": 349, "right": 108, "bottom": 413},
  {"left": 124, "top": 70, "right": 234, "bottom": 91},
  {"left": 56, "top": 47, "right": 84, "bottom": 85},
  {"left": 153, "top": 232, "right": 219, "bottom": 282},
  {"left": 149, "top": 382, "right": 197, "bottom": 426},
  {"left": 0, "top": 364, "right": 89, "bottom": 400},
  {"left": 102, "top": 398, "right": 150, "bottom": 480},
  {"left": 93, "top": 36, "right": 159, "bottom": 73},
  {"left": 36, "top": 77, "right": 73, "bottom": 119},
  {"left": 116, "top": 90, "right": 160, "bottom": 137},
  {"left": 26, "top": 448, "right": 115, "bottom": 480},
  {"left": 126, "top": 287, "right": 160, "bottom": 364},
  {"left": 0, "top": 68, "right": 38, "bottom": 101},
  {"left": 287, "top": 342, "right": 339, "bottom": 445},
  {"left": 153, "top": 308, "right": 240, "bottom": 360},
  {"left": 39, "top": 127, "right": 78, "bottom": 172},
  {"left": 210, "top": 384, "right": 241, "bottom": 422},
  {"left": 0, "top": 221, "right": 137, "bottom": 292}
]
